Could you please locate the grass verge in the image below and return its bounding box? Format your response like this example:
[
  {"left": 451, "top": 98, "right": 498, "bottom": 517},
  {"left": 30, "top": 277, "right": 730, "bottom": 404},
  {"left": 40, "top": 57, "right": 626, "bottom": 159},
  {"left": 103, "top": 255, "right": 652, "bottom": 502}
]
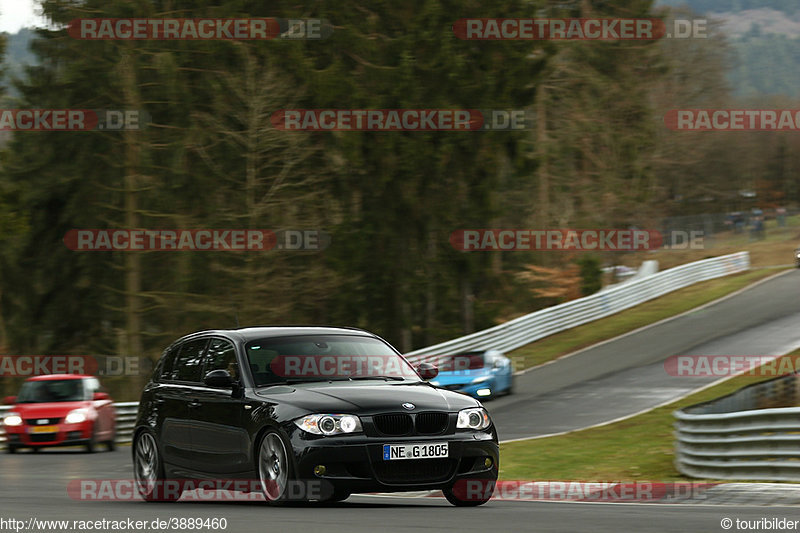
[{"left": 499, "top": 350, "right": 800, "bottom": 482}]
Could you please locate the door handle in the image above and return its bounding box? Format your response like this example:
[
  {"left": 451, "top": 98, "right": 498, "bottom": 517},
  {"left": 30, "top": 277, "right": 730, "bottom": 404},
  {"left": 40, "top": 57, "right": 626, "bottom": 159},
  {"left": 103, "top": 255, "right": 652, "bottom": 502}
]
[{"left": 188, "top": 400, "right": 202, "bottom": 409}]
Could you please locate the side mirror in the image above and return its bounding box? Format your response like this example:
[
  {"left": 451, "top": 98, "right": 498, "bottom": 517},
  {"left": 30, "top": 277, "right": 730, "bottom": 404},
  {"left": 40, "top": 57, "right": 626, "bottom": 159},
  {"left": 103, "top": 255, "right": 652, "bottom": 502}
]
[
  {"left": 204, "top": 369, "right": 234, "bottom": 388},
  {"left": 416, "top": 362, "right": 439, "bottom": 380},
  {"left": 3, "top": 396, "right": 16, "bottom": 405},
  {"left": 92, "top": 392, "right": 111, "bottom": 401}
]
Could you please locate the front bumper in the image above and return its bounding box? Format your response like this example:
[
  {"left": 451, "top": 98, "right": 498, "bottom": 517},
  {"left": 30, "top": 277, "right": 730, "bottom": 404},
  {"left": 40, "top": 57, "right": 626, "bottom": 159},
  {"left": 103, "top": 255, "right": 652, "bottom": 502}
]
[
  {"left": 4, "top": 422, "right": 92, "bottom": 448},
  {"left": 287, "top": 427, "right": 499, "bottom": 494},
  {"left": 437, "top": 380, "right": 498, "bottom": 399}
]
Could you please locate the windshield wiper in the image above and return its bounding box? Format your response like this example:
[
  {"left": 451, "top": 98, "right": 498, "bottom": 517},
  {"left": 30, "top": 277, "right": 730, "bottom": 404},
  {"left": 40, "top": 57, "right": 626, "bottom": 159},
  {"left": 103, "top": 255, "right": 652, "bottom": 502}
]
[
  {"left": 349, "top": 375, "right": 405, "bottom": 381},
  {"left": 281, "top": 377, "right": 353, "bottom": 385}
]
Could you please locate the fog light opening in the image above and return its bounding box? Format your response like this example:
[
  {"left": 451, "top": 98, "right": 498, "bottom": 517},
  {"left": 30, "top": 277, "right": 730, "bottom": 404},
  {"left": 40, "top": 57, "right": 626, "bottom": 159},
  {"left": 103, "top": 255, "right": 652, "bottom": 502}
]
[
  {"left": 476, "top": 388, "right": 491, "bottom": 397},
  {"left": 314, "top": 465, "right": 327, "bottom": 476},
  {"left": 484, "top": 457, "right": 493, "bottom": 469}
]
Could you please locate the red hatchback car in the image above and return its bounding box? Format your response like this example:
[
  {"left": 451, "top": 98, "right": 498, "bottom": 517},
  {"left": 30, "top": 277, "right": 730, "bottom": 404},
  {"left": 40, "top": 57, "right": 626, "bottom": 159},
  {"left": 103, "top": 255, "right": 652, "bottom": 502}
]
[{"left": 2, "top": 374, "right": 116, "bottom": 453}]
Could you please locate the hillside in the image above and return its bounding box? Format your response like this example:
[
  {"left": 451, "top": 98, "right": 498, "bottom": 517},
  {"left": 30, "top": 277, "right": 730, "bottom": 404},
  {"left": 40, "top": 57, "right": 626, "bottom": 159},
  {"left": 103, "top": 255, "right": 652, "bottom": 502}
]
[{"left": 657, "top": 1, "right": 800, "bottom": 97}]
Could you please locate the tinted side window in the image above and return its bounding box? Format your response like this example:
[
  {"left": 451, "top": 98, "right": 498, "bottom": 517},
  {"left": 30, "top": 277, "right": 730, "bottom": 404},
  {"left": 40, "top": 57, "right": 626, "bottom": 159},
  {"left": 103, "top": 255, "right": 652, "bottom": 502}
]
[
  {"left": 158, "top": 345, "right": 181, "bottom": 382},
  {"left": 204, "top": 339, "right": 238, "bottom": 383},
  {"left": 172, "top": 339, "right": 209, "bottom": 383}
]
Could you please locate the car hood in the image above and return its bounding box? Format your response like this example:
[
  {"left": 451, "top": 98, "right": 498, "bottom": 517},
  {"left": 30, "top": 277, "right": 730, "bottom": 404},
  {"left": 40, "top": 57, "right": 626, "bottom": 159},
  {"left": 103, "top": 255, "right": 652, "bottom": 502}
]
[
  {"left": 11, "top": 401, "right": 91, "bottom": 418},
  {"left": 254, "top": 382, "right": 479, "bottom": 414},
  {"left": 433, "top": 368, "right": 490, "bottom": 386}
]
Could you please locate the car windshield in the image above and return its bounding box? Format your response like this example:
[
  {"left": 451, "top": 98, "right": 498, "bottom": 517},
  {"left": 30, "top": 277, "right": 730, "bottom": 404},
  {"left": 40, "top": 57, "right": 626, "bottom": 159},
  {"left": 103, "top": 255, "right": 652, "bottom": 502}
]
[
  {"left": 16, "top": 379, "right": 87, "bottom": 403},
  {"left": 246, "top": 335, "right": 420, "bottom": 387},
  {"left": 430, "top": 352, "right": 486, "bottom": 373}
]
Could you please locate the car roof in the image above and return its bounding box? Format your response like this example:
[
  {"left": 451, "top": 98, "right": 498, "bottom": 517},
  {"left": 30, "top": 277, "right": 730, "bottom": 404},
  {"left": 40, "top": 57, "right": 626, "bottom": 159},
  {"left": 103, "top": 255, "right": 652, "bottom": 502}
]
[
  {"left": 27, "top": 374, "right": 91, "bottom": 381},
  {"left": 176, "top": 326, "right": 379, "bottom": 344}
]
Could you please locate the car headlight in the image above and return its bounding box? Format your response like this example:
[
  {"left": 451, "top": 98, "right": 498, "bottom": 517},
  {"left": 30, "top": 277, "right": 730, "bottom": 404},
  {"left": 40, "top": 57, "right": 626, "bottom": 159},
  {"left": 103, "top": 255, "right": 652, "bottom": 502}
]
[
  {"left": 471, "top": 375, "right": 490, "bottom": 385},
  {"left": 457, "top": 407, "right": 492, "bottom": 430},
  {"left": 294, "top": 414, "right": 363, "bottom": 435},
  {"left": 65, "top": 409, "right": 88, "bottom": 424},
  {"left": 2, "top": 412, "right": 22, "bottom": 426}
]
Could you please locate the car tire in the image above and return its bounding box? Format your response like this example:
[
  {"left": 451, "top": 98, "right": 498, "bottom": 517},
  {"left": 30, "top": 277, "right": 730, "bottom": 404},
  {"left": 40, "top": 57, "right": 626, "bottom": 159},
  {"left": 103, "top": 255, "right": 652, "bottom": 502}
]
[
  {"left": 6, "top": 445, "right": 16, "bottom": 454},
  {"left": 106, "top": 439, "right": 116, "bottom": 452},
  {"left": 257, "top": 429, "right": 296, "bottom": 505},
  {"left": 133, "top": 430, "right": 183, "bottom": 502},
  {"left": 443, "top": 480, "right": 495, "bottom": 507},
  {"left": 85, "top": 423, "right": 99, "bottom": 453}
]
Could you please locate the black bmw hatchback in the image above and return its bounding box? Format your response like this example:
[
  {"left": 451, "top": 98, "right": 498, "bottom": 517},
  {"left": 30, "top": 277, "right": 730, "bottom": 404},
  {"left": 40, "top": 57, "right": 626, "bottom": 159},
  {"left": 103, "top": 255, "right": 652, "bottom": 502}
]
[{"left": 132, "top": 326, "right": 498, "bottom": 506}]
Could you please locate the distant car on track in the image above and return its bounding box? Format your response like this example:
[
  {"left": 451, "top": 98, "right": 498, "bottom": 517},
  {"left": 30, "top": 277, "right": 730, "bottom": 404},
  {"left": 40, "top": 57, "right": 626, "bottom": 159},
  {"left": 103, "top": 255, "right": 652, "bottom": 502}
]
[
  {"left": 2, "top": 374, "right": 116, "bottom": 453},
  {"left": 132, "top": 326, "right": 499, "bottom": 506},
  {"left": 430, "top": 349, "right": 514, "bottom": 399}
]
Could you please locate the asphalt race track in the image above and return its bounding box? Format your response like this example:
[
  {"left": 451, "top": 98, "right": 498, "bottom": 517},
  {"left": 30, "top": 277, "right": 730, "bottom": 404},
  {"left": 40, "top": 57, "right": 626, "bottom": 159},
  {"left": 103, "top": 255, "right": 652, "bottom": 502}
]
[
  {"left": 2, "top": 269, "right": 799, "bottom": 532},
  {"left": 2, "top": 450, "right": 798, "bottom": 533},
  {"left": 491, "top": 269, "right": 800, "bottom": 440}
]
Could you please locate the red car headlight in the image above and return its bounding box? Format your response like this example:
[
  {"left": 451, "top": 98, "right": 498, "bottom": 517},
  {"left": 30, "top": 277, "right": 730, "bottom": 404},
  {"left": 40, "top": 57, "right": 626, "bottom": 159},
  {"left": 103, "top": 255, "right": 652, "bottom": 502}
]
[
  {"left": 65, "top": 409, "right": 89, "bottom": 424},
  {"left": 2, "top": 412, "right": 22, "bottom": 426}
]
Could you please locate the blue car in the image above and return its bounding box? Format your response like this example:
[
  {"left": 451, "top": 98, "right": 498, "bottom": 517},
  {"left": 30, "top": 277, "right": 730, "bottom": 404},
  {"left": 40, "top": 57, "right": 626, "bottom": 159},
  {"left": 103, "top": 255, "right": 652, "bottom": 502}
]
[{"left": 430, "top": 349, "right": 514, "bottom": 400}]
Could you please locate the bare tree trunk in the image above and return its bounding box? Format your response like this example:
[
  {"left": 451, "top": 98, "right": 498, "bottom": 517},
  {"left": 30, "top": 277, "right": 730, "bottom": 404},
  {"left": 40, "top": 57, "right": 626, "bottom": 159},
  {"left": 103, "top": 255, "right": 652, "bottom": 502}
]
[
  {"left": 424, "top": 230, "right": 436, "bottom": 346},
  {"left": 537, "top": 82, "right": 549, "bottom": 228},
  {"left": 460, "top": 274, "right": 474, "bottom": 334},
  {"left": 119, "top": 47, "right": 143, "bottom": 384}
]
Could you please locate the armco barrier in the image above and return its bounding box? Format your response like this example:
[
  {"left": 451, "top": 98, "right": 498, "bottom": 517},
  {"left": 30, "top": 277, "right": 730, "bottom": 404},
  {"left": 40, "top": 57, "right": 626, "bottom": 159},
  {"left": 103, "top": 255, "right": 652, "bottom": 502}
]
[
  {"left": 0, "top": 252, "right": 750, "bottom": 448},
  {"left": 405, "top": 251, "right": 750, "bottom": 362},
  {"left": 674, "top": 373, "right": 800, "bottom": 481},
  {"left": 0, "top": 402, "right": 139, "bottom": 446}
]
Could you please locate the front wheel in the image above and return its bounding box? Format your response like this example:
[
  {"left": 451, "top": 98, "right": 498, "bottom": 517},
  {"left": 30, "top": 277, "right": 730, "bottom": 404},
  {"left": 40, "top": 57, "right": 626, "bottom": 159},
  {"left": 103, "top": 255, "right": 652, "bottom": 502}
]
[
  {"left": 6, "top": 445, "right": 16, "bottom": 454},
  {"left": 133, "top": 430, "right": 183, "bottom": 502},
  {"left": 443, "top": 480, "right": 496, "bottom": 507},
  {"left": 257, "top": 430, "right": 295, "bottom": 505},
  {"left": 85, "top": 424, "right": 97, "bottom": 453}
]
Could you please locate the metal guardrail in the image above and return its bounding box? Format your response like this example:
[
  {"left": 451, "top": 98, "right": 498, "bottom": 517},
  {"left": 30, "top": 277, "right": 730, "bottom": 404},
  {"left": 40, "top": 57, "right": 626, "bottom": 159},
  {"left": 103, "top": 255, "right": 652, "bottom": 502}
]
[
  {"left": 405, "top": 251, "right": 750, "bottom": 361},
  {"left": 674, "top": 373, "right": 800, "bottom": 481},
  {"left": 0, "top": 251, "right": 752, "bottom": 453},
  {"left": 0, "top": 402, "right": 139, "bottom": 447}
]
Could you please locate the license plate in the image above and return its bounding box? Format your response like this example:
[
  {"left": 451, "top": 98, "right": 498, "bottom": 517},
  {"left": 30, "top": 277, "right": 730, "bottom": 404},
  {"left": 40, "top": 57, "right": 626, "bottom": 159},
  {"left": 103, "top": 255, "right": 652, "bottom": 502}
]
[
  {"left": 383, "top": 443, "right": 448, "bottom": 460},
  {"left": 28, "top": 425, "right": 58, "bottom": 434}
]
